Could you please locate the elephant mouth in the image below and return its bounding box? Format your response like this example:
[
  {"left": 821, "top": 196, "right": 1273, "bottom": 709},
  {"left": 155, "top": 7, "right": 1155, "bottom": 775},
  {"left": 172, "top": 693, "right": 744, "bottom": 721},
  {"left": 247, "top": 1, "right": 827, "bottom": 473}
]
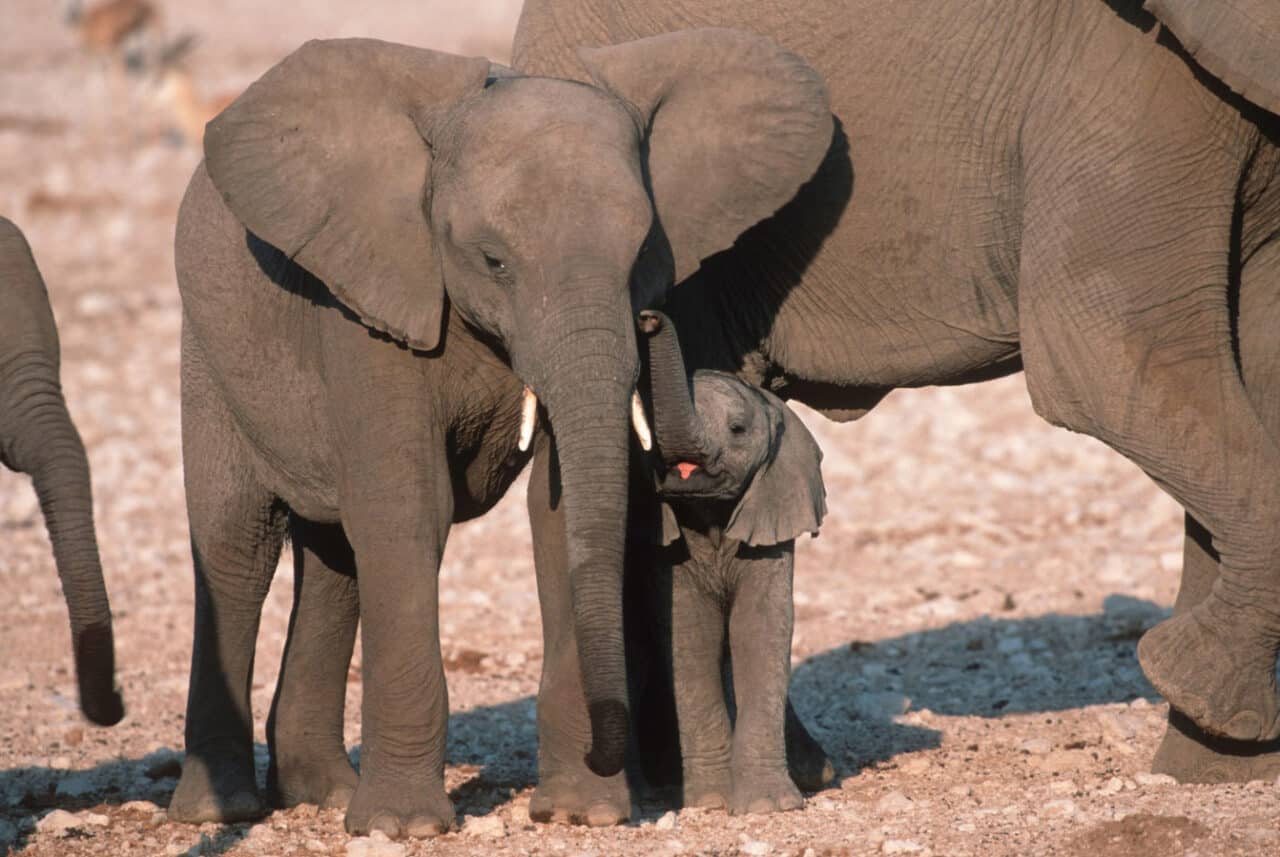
[{"left": 655, "top": 462, "right": 734, "bottom": 499}]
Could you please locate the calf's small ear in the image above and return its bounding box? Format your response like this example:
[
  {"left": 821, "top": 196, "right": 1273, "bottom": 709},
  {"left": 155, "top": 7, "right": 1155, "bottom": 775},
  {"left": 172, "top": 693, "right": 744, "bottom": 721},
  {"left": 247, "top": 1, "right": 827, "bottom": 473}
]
[{"left": 725, "top": 395, "right": 826, "bottom": 547}]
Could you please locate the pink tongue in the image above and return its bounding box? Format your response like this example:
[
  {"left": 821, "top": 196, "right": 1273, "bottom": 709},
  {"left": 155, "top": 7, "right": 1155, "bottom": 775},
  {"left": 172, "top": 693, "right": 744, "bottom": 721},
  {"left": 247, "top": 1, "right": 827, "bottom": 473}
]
[{"left": 675, "top": 462, "right": 699, "bottom": 480}]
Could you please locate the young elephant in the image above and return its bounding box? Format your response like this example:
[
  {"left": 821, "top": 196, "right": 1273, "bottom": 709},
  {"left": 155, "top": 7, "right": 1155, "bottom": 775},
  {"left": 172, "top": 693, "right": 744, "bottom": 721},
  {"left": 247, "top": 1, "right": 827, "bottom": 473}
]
[
  {"left": 0, "top": 217, "right": 123, "bottom": 727},
  {"left": 636, "top": 310, "right": 826, "bottom": 814}
]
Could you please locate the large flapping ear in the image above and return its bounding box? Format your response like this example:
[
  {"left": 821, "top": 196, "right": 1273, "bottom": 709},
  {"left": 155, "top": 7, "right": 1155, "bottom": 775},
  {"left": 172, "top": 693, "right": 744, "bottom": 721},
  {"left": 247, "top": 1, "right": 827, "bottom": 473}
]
[
  {"left": 726, "top": 392, "right": 826, "bottom": 546},
  {"left": 204, "top": 38, "right": 491, "bottom": 350},
  {"left": 578, "top": 29, "right": 832, "bottom": 284}
]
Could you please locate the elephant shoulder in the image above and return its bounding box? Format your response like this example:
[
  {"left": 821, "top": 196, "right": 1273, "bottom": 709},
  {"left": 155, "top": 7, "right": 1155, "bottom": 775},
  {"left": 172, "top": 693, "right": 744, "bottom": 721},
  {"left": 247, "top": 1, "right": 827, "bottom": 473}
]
[{"left": 1144, "top": 0, "right": 1280, "bottom": 116}]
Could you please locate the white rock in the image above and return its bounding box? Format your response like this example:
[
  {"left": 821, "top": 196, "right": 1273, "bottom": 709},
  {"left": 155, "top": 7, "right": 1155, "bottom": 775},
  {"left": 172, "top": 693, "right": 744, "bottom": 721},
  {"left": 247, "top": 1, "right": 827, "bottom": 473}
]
[
  {"left": 462, "top": 814, "right": 506, "bottom": 838},
  {"left": 876, "top": 791, "right": 914, "bottom": 814},
  {"left": 508, "top": 803, "right": 532, "bottom": 829},
  {"left": 345, "top": 836, "right": 408, "bottom": 857},
  {"left": 81, "top": 813, "right": 109, "bottom": 827},
  {"left": 305, "top": 840, "right": 328, "bottom": 853},
  {"left": 37, "top": 809, "right": 88, "bottom": 837},
  {"left": 655, "top": 810, "right": 677, "bottom": 830},
  {"left": 739, "top": 840, "right": 772, "bottom": 856},
  {"left": 121, "top": 800, "right": 161, "bottom": 814},
  {"left": 1043, "top": 799, "right": 1077, "bottom": 817},
  {"left": 1018, "top": 738, "right": 1052, "bottom": 755},
  {"left": 1133, "top": 772, "right": 1177, "bottom": 788},
  {"left": 882, "top": 840, "right": 925, "bottom": 854},
  {"left": 1097, "top": 777, "right": 1124, "bottom": 795}
]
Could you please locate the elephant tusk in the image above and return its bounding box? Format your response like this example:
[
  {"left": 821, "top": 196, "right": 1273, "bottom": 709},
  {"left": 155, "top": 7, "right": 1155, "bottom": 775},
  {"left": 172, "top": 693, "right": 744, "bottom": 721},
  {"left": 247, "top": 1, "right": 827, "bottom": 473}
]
[
  {"left": 631, "top": 390, "right": 653, "bottom": 452},
  {"left": 518, "top": 386, "right": 538, "bottom": 452}
]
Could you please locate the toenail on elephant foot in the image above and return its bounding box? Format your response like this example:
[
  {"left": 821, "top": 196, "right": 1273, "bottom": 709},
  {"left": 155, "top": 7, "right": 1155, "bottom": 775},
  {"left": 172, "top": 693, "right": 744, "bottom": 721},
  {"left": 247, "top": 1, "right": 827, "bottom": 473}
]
[
  {"left": 731, "top": 772, "right": 803, "bottom": 815},
  {"left": 168, "top": 755, "right": 266, "bottom": 824},
  {"left": 343, "top": 781, "right": 454, "bottom": 839},
  {"left": 1137, "top": 609, "right": 1280, "bottom": 742},
  {"left": 529, "top": 776, "right": 630, "bottom": 826},
  {"left": 1151, "top": 709, "right": 1280, "bottom": 784}
]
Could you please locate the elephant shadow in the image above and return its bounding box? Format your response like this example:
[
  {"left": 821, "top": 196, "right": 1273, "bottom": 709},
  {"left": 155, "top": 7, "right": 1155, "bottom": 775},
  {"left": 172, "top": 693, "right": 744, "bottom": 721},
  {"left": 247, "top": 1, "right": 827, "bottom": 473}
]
[{"left": 788, "top": 594, "right": 1171, "bottom": 773}]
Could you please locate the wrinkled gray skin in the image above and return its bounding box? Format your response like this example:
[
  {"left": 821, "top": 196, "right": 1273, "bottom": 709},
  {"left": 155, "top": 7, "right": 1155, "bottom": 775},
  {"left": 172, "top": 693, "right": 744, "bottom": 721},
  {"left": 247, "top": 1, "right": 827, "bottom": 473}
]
[
  {"left": 168, "top": 35, "right": 831, "bottom": 836},
  {"left": 514, "top": 0, "right": 1280, "bottom": 789},
  {"left": 637, "top": 310, "right": 826, "bottom": 814},
  {"left": 0, "top": 217, "right": 123, "bottom": 728}
]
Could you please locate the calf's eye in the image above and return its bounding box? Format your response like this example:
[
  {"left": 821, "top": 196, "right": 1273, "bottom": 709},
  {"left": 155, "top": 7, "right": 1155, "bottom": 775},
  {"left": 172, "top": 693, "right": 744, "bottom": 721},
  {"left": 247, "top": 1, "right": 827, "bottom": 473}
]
[
  {"left": 730, "top": 422, "right": 747, "bottom": 435},
  {"left": 482, "top": 251, "right": 507, "bottom": 273}
]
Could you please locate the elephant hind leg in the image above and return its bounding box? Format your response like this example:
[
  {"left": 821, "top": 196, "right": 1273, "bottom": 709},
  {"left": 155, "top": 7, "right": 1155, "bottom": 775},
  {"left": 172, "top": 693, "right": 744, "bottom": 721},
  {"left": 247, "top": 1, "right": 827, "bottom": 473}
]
[
  {"left": 1020, "top": 187, "right": 1280, "bottom": 744},
  {"left": 169, "top": 345, "right": 286, "bottom": 825},
  {"left": 265, "top": 515, "right": 360, "bottom": 810}
]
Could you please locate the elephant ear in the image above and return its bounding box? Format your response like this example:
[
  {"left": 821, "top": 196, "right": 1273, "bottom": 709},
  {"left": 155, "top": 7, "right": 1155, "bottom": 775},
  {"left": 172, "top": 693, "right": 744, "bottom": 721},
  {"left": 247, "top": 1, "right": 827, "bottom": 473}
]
[
  {"left": 726, "top": 395, "right": 826, "bottom": 547},
  {"left": 657, "top": 501, "right": 684, "bottom": 547},
  {"left": 203, "top": 39, "right": 491, "bottom": 350},
  {"left": 578, "top": 29, "right": 832, "bottom": 284},
  {"left": 1144, "top": 0, "right": 1280, "bottom": 116}
]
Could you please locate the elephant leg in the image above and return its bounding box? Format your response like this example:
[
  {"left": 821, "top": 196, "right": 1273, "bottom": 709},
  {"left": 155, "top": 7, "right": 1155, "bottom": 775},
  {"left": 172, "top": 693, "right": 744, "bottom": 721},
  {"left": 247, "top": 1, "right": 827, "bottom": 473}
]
[
  {"left": 727, "top": 552, "right": 801, "bottom": 814},
  {"left": 667, "top": 561, "right": 733, "bottom": 810},
  {"left": 527, "top": 433, "right": 630, "bottom": 826},
  {"left": 785, "top": 695, "right": 835, "bottom": 792},
  {"left": 1151, "top": 239, "right": 1280, "bottom": 780},
  {"left": 1021, "top": 185, "right": 1280, "bottom": 743},
  {"left": 170, "top": 346, "right": 286, "bottom": 824},
  {"left": 265, "top": 516, "right": 360, "bottom": 809},
  {"left": 339, "top": 463, "right": 455, "bottom": 838}
]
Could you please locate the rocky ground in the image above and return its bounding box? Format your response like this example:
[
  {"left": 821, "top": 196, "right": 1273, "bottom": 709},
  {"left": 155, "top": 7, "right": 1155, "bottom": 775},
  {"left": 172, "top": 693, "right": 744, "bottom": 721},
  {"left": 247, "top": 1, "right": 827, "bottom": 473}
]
[{"left": 1, "top": 2, "right": 1278, "bottom": 855}]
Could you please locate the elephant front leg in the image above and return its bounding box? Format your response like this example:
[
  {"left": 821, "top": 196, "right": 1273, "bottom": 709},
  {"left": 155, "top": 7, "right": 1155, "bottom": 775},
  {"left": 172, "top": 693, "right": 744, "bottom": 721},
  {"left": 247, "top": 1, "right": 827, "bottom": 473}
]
[
  {"left": 340, "top": 470, "right": 455, "bottom": 838},
  {"left": 727, "top": 552, "right": 802, "bottom": 815},
  {"left": 527, "top": 435, "right": 631, "bottom": 826},
  {"left": 266, "top": 516, "right": 360, "bottom": 810}
]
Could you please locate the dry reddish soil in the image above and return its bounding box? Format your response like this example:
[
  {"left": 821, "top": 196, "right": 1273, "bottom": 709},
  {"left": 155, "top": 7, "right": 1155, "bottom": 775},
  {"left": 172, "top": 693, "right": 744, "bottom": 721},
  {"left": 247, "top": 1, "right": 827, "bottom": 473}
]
[{"left": 2, "top": 2, "right": 1278, "bottom": 855}]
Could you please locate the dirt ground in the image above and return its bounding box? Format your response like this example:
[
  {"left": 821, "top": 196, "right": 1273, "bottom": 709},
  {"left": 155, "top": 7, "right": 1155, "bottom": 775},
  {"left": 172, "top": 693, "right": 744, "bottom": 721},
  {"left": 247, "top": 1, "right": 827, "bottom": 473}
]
[{"left": 1, "top": 2, "right": 1278, "bottom": 855}]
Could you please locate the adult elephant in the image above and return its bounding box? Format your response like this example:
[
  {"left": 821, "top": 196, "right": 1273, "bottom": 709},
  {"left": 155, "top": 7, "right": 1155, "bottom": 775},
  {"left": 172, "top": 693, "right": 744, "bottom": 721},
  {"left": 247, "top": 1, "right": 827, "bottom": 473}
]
[
  {"left": 513, "top": 0, "right": 1280, "bottom": 787},
  {"left": 166, "top": 35, "right": 830, "bottom": 835},
  {"left": 0, "top": 217, "right": 123, "bottom": 727}
]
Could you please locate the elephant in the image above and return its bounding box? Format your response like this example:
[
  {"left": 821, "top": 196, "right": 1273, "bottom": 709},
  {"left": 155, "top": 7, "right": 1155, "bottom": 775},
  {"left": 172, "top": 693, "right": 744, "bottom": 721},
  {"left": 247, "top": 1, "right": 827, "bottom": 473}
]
[
  {"left": 167, "top": 34, "right": 832, "bottom": 836},
  {"left": 634, "top": 309, "right": 827, "bottom": 814},
  {"left": 0, "top": 216, "right": 123, "bottom": 727},
  {"left": 512, "top": 0, "right": 1280, "bottom": 788}
]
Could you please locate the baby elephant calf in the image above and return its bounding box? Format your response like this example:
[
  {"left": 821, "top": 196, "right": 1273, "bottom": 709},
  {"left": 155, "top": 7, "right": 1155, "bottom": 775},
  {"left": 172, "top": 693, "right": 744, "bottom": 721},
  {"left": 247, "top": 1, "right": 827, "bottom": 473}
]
[{"left": 637, "top": 310, "right": 826, "bottom": 814}]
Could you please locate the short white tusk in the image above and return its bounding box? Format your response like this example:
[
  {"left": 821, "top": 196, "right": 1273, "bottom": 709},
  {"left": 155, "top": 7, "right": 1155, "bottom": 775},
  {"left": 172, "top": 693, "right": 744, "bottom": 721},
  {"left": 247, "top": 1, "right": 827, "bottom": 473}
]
[
  {"left": 631, "top": 390, "right": 653, "bottom": 451},
  {"left": 518, "top": 386, "right": 538, "bottom": 452}
]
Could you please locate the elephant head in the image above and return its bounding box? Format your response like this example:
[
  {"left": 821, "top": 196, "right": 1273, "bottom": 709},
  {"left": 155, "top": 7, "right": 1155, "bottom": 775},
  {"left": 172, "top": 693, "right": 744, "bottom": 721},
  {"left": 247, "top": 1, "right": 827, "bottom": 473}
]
[
  {"left": 202, "top": 33, "right": 830, "bottom": 775},
  {"left": 638, "top": 310, "right": 826, "bottom": 547}
]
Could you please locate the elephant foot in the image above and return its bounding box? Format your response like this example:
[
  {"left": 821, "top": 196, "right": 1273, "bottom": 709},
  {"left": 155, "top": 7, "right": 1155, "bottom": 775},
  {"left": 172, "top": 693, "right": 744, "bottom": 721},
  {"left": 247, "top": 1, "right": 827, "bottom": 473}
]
[
  {"left": 682, "top": 766, "right": 732, "bottom": 810},
  {"left": 785, "top": 712, "right": 835, "bottom": 792},
  {"left": 529, "top": 772, "right": 630, "bottom": 826},
  {"left": 344, "top": 775, "right": 454, "bottom": 839},
  {"left": 730, "top": 768, "right": 803, "bottom": 815},
  {"left": 1137, "top": 606, "right": 1280, "bottom": 741},
  {"left": 265, "top": 747, "right": 358, "bottom": 810},
  {"left": 168, "top": 751, "right": 266, "bottom": 824},
  {"left": 1151, "top": 709, "right": 1280, "bottom": 784}
]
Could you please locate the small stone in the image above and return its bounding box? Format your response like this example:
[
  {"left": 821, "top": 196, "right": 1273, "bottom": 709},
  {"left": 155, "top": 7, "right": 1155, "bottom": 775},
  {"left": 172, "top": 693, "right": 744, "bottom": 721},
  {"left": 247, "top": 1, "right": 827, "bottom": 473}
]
[
  {"left": 956, "top": 822, "right": 976, "bottom": 833},
  {"left": 739, "top": 839, "right": 772, "bottom": 856},
  {"left": 305, "top": 840, "right": 327, "bottom": 853},
  {"left": 462, "top": 814, "right": 506, "bottom": 838},
  {"left": 1048, "top": 780, "right": 1076, "bottom": 795},
  {"left": 64, "top": 727, "right": 84, "bottom": 747},
  {"left": 82, "top": 812, "right": 109, "bottom": 827},
  {"left": 37, "top": 809, "right": 86, "bottom": 837},
  {"left": 1097, "top": 777, "right": 1124, "bottom": 795},
  {"left": 947, "top": 785, "right": 972, "bottom": 798},
  {"left": 346, "top": 836, "right": 408, "bottom": 857},
  {"left": 508, "top": 803, "right": 532, "bottom": 829},
  {"left": 121, "top": 800, "right": 161, "bottom": 814},
  {"left": 1018, "top": 738, "right": 1052, "bottom": 755},
  {"left": 1133, "top": 772, "right": 1176, "bottom": 787},
  {"left": 876, "top": 791, "right": 914, "bottom": 814},
  {"left": 812, "top": 797, "right": 838, "bottom": 811},
  {"left": 655, "top": 810, "right": 678, "bottom": 830},
  {"left": 1043, "top": 799, "right": 1076, "bottom": 817},
  {"left": 882, "top": 840, "right": 925, "bottom": 854}
]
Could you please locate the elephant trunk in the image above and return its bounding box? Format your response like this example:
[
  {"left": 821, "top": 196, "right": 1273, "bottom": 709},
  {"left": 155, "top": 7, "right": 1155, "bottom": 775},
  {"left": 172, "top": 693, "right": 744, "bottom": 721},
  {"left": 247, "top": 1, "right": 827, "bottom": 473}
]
[
  {"left": 638, "top": 310, "right": 706, "bottom": 467},
  {"left": 523, "top": 298, "right": 637, "bottom": 777},
  {"left": 7, "top": 374, "right": 123, "bottom": 726}
]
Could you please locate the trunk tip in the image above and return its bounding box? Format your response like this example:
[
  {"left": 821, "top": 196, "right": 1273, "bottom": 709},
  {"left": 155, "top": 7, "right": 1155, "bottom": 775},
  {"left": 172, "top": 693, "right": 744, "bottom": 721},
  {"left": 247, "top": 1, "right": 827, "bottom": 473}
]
[
  {"left": 637, "top": 310, "right": 666, "bottom": 337},
  {"left": 75, "top": 621, "right": 125, "bottom": 726},
  {"left": 584, "top": 699, "right": 629, "bottom": 777}
]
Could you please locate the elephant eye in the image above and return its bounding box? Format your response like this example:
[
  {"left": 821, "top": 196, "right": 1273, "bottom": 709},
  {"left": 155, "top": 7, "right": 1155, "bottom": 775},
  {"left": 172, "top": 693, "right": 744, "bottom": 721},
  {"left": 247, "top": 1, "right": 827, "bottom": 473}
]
[
  {"left": 481, "top": 251, "right": 507, "bottom": 274},
  {"left": 729, "top": 422, "right": 747, "bottom": 435}
]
